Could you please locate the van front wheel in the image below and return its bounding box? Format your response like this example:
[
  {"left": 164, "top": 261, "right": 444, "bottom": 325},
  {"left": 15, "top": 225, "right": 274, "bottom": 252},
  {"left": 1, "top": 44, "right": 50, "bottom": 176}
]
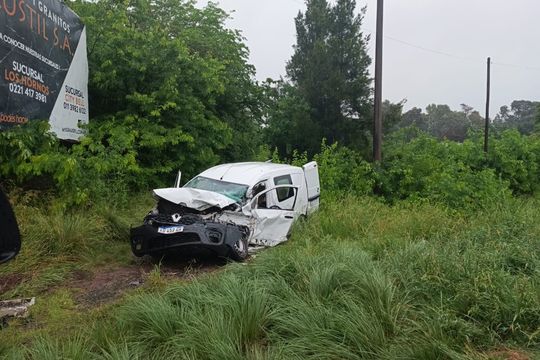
[{"left": 229, "top": 237, "right": 248, "bottom": 261}]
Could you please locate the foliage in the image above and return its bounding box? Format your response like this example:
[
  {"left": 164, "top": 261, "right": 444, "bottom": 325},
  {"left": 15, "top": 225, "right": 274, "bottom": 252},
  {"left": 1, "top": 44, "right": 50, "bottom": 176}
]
[
  {"left": 285, "top": 0, "right": 372, "bottom": 152},
  {"left": 536, "top": 104, "right": 540, "bottom": 132},
  {"left": 397, "top": 101, "right": 540, "bottom": 142},
  {"left": 485, "top": 129, "right": 540, "bottom": 194},
  {"left": 378, "top": 132, "right": 510, "bottom": 209},
  {"left": 70, "top": 0, "right": 262, "bottom": 163},
  {"left": 0, "top": 121, "right": 149, "bottom": 205},
  {"left": 397, "top": 104, "right": 483, "bottom": 142},
  {"left": 308, "top": 129, "right": 539, "bottom": 210},
  {"left": 0, "top": 0, "right": 264, "bottom": 205},
  {"left": 0, "top": 122, "right": 69, "bottom": 189},
  {"left": 261, "top": 80, "right": 321, "bottom": 157},
  {"left": 313, "top": 140, "right": 374, "bottom": 195},
  {"left": 494, "top": 100, "right": 540, "bottom": 135},
  {"left": 382, "top": 99, "right": 405, "bottom": 134}
]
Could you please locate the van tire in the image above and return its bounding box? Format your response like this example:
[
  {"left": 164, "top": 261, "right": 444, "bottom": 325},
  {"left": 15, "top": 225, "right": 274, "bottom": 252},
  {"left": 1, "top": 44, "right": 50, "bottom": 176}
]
[{"left": 229, "top": 237, "right": 248, "bottom": 261}]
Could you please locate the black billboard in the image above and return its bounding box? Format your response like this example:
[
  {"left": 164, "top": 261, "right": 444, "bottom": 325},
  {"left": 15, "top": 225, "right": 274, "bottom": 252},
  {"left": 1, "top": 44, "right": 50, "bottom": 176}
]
[{"left": 0, "top": 0, "right": 88, "bottom": 140}]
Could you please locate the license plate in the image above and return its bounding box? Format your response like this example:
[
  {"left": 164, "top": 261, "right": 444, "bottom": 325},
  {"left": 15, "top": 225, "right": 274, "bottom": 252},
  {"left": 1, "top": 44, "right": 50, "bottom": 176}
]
[{"left": 158, "top": 226, "right": 184, "bottom": 234}]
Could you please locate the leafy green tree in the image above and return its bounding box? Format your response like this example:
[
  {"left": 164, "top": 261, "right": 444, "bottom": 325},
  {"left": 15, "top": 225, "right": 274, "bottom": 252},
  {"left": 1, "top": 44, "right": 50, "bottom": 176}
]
[
  {"left": 535, "top": 104, "right": 540, "bottom": 133},
  {"left": 262, "top": 80, "right": 321, "bottom": 157},
  {"left": 493, "top": 100, "right": 540, "bottom": 135},
  {"left": 70, "top": 0, "right": 261, "bottom": 183},
  {"left": 397, "top": 104, "right": 483, "bottom": 142},
  {"left": 424, "top": 104, "right": 470, "bottom": 141},
  {"left": 0, "top": 0, "right": 265, "bottom": 205},
  {"left": 286, "top": 0, "right": 372, "bottom": 152},
  {"left": 401, "top": 107, "right": 428, "bottom": 131},
  {"left": 382, "top": 100, "right": 404, "bottom": 134}
]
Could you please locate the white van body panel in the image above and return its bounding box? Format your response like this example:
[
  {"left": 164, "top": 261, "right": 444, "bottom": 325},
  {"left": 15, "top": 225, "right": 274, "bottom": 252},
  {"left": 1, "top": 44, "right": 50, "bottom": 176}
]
[
  {"left": 154, "top": 161, "right": 320, "bottom": 248},
  {"left": 303, "top": 161, "right": 321, "bottom": 215}
]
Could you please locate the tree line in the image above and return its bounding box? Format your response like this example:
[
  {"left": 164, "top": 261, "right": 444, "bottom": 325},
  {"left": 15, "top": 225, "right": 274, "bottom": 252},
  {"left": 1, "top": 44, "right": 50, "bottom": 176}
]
[{"left": 0, "top": 0, "right": 538, "bottom": 205}]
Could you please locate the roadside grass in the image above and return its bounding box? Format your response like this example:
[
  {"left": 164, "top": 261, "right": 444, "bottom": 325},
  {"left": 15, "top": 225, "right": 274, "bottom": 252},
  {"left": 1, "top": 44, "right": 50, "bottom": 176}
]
[
  {"left": 0, "top": 192, "right": 153, "bottom": 297},
  {"left": 2, "top": 194, "right": 540, "bottom": 359},
  {"left": 0, "top": 191, "right": 154, "bottom": 355}
]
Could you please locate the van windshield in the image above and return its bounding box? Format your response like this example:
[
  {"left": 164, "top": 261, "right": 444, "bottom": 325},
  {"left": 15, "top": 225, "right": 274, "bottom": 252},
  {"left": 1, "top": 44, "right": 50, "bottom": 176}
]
[{"left": 184, "top": 176, "right": 248, "bottom": 203}]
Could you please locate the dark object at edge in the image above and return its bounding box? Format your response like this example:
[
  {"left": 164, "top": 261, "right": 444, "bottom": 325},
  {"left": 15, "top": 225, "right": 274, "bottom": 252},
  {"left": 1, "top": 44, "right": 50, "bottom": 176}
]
[{"left": 0, "top": 188, "right": 21, "bottom": 264}]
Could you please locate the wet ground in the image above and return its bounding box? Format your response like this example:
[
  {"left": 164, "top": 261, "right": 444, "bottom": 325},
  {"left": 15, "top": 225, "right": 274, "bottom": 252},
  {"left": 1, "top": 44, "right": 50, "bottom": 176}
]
[
  {"left": 71, "top": 254, "right": 228, "bottom": 306},
  {"left": 0, "top": 273, "right": 24, "bottom": 295},
  {"left": 0, "top": 253, "right": 229, "bottom": 308}
]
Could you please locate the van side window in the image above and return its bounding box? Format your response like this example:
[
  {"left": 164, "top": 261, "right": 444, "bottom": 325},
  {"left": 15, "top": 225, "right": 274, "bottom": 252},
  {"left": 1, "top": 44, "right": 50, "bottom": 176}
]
[
  {"left": 252, "top": 181, "right": 267, "bottom": 209},
  {"left": 273, "top": 175, "right": 294, "bottom": 202}
]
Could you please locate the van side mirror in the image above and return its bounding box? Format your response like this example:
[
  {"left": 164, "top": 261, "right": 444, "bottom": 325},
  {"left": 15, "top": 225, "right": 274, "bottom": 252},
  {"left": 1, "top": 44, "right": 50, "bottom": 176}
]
[{"left": 174, "top": 170, "right": 182, "bottom": 188}]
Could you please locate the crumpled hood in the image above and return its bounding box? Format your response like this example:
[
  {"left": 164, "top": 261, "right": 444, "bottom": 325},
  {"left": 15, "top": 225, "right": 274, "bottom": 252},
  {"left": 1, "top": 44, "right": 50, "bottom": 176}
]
[{"left": 153, "top": 188, "right": 238, "bottom": 211}]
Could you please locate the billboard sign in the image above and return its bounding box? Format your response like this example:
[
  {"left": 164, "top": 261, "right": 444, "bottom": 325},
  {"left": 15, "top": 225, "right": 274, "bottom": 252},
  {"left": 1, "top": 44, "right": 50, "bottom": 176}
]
[{"left": 0, "top": 0, "right": 88, "bottom": 140}]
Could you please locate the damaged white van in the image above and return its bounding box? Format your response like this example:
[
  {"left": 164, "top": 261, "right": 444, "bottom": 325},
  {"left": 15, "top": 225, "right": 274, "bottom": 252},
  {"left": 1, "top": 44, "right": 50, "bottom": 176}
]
[{"left": 130, "top": 161, "right": 320, "bottom": 261}]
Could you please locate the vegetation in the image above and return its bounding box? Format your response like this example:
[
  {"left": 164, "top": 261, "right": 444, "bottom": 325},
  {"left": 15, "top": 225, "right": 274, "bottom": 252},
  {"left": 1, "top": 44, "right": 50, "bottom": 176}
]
[
  {"left": 264, "top": 0, "right": 372, "bottom": 157},
  {"left": 1, "top": 0, "right": 264, "bottom": 206},
  {"left": 494, "top": 101, "right": 540, "bottom": 135},
  {"left": 1, "top": 194, "right": 539, "bottom": 359},
  {"left": 1, "top": 0, "right": 540, "bottom": 358}
]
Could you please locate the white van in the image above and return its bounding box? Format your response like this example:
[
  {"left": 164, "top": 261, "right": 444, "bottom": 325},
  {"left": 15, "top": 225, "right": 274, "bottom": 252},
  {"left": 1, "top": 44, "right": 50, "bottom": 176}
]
[{"left": 130, "top": 161, "right": 320, "bottom": 260}]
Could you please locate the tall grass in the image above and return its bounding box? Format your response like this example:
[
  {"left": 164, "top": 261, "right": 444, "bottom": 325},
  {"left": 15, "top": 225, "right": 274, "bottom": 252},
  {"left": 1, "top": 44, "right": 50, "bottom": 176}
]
[
  {"left": 0, "top": 192, "right": 152, "bottom": 299},
  {"left": 4, "top": 195, "right": 540, "bottom": 359}
]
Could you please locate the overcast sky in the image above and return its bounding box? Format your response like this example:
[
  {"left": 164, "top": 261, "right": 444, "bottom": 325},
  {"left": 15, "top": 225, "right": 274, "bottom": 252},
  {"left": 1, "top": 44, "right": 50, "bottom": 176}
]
[{"left": 196, "top": 0, "right": 539, "bottom": 113}]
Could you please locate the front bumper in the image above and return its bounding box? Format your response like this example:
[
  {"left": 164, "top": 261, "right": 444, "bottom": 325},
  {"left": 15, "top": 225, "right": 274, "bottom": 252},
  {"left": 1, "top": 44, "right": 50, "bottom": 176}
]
[{"left": 130, "top": 221, "right": 246, "bottom": 257}]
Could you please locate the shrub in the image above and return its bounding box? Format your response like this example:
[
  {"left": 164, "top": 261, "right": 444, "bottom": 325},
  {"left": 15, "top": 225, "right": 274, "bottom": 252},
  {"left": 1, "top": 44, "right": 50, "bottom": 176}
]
[
  {"left": 486, "top": 129, "right": 540, "bottom": 194},
  {"left": 314, "top": 140, "right": 375, "bottom": 195}
]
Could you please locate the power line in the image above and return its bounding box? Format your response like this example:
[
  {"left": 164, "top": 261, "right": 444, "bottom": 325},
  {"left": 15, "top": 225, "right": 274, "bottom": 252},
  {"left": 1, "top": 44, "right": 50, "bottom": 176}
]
[
  {"left": 361, "top": 27, "right": 540, "bottom": 71},
  {"left": 384, "top": 35, "right": 473, "bottom": 62},
  {"left": 361, "top": 27, "right": 471, "bottom": 61},
  {"left": 491, "top": 61, "right": 540, "bottom": 72},
  {"left": 289, "top": 6, "right": 540, "bottom": 72}
]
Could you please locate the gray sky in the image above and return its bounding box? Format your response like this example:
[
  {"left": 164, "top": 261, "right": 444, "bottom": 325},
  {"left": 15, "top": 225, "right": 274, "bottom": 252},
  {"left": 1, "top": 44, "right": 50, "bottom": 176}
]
[{"left": 196, "top": 0, "right": 540, "bottom": 113}]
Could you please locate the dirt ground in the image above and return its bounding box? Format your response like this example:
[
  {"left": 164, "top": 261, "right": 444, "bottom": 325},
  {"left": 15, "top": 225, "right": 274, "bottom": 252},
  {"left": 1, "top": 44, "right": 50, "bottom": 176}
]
[
  {"left": 486, "top": 349, "right": 532, "bottom": 360},
  {"left": 0, "top": 273, "right": 24, "bottom": 295},
  {"left": 73, "top": 258, "right": 226, "bottom": 307},
  {"left": 70, "top": 255, "right": 228, "bottom": 307},
  {"left": 0, "top": 254, "right": 228, "bottom": 308}
]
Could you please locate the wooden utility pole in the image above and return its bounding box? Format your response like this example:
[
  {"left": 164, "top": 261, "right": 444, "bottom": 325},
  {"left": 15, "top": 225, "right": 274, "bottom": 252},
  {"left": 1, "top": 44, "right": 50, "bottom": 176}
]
[
  {"left": 484, "top": 57, "right": 491, "bottom": 153},
  {"left": 373, "top": 0, "right": 384, "bottom": 162}
]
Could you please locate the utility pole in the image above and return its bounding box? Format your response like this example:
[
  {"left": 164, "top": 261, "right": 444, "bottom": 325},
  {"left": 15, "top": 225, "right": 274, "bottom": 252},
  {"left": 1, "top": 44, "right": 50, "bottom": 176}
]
[
  {"left": 484, "top": 57, "right": 491, "bottom": 153},
  {"left": 373, "top": 0, "right": 384, "bottom": 162}
]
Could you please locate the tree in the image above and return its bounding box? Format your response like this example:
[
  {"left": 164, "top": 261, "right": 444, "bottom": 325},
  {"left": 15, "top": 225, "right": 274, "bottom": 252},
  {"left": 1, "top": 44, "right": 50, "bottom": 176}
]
[
  {"left": 395, "top": 104, "right": 483, "bottom": 142},
  {"left": 401, "top": 107, "right": 428, "bottom": 131},
  {"left": 262, "top": 80, "right": 321, "bottom": 157},
  {"left": 382, "top": 100, "right": 405, "bottom": 134},
  {"left": 286, "top": 0, "right": 372, "bottom": 153},
  {"left": 493, "top": 100, "right": 540, "bottom": 135},
  {"left": 535, "top": 104, "right": 540, "bottom": 133},
  {"left": 69, "top": 0, "right": 262, "bottom": 184}
]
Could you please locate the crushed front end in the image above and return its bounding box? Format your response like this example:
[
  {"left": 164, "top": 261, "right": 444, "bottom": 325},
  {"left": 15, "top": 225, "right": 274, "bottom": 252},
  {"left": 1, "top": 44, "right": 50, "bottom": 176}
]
[{"left": 130, "top": 197, "right": 250, "bottom": 261}]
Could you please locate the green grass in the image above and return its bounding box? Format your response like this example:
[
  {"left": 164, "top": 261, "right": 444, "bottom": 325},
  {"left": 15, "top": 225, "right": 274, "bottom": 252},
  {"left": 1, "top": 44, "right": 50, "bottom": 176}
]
[
  {"left": 0, "top": 192, "right": 154, "bottom": 357},
  {"left": 2, "top": 194, "right": 539, "bottom": 359},
  {"left": 0, "top": 192, "right": 153, "bottom": 297}
]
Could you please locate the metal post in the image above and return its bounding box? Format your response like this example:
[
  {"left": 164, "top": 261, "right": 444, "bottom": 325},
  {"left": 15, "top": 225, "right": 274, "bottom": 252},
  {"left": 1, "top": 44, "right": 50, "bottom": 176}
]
[
  {"left": 484, "top": 57, "right": 491, "bottom": 153},
  {"left": 373, "top": 0, "right": 384, "bottom": 162}
]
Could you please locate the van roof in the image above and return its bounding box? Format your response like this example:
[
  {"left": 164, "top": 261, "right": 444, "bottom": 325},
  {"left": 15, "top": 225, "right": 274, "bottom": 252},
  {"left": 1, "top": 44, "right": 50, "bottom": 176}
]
[{"left": 197, "top": 162, "right": 302, "bottom": 186}]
